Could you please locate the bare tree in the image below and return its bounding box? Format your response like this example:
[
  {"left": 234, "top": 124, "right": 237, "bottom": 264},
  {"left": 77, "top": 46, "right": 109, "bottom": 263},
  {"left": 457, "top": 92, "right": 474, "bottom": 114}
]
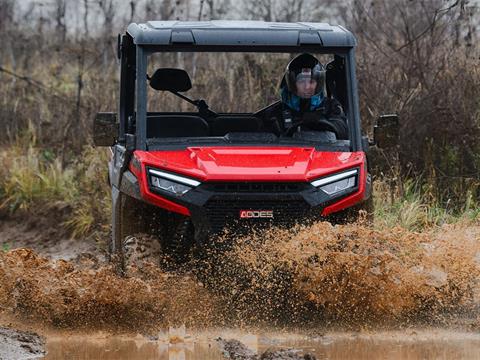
[
  {"left": 97, "top": 0, "right": 116, "bottom": 68},
  {"left": 0, "top": 0, "right": 13, "bottom": 33},
  {"left": 204, "top": 0, "right": 230, "bottom": 19},
  {"left": 145, "top": 0, "right": 156, "bottom": 18},
  {"left": 0, "top": 0, "right": 14, "bottom": 68},
  {"left": 97, "top": 0, "right": 115, "bottom": 35},
  {"left": 83, "top": 0, "right": 90, "bottom": 38},
  {"left": 276, "top": 0, "right": 304, "bottom": 22},
  {"left": 173, "top": 0, "right": 187, "bottom": 20},
  {"left": 198, "top": 0, "right": 205, "bottom": 19},
  {"left": 243, "top": 0, "right": 306, "bottom": 22},
  {"left": 244, "top": 0, "right": 273, "bottom": 21},
  {"left": 346, "top": 0, "right": 480, "bottom": 201},
  {"left": 54, "top": 0, "right": 67, "bottom": 42},
  {"left": 159, "top": 0, "right": 174, "bottom": 19},
  {"left": 129, "top": 0, "right": 136, "bottom": 22}
]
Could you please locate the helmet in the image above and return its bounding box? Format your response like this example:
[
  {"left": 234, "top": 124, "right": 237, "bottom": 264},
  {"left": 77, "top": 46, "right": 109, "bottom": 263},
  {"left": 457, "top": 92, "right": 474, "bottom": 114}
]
[{"left": 284, "top": 53, "right": 326, "bottom": 99}]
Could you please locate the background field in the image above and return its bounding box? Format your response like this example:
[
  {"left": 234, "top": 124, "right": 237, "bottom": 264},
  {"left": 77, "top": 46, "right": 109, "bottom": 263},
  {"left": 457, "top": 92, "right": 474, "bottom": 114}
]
[{"left": 0, "top": 0, "right": 479, "bottom": 237}]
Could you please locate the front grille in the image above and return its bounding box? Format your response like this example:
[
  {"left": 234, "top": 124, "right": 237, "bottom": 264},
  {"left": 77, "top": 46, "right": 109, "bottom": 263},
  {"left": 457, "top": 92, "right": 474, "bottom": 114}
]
[
  {"left": 204, "top": 197, "right": 316, "bottom": 234},
  {"left": 202, "top": 182, "right": 308, "bottom": 193}
]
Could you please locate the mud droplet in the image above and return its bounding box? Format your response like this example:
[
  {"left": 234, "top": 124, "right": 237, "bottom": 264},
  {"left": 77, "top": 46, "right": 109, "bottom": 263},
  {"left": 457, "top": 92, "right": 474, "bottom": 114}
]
[{"left": 425, "top": 267, "right": 448, "bottom": 288}]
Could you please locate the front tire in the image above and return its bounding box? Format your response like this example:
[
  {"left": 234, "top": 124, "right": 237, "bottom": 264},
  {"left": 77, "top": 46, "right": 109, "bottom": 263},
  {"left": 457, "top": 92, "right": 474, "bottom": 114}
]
[
  {"left": 123, "top": 233, "right": 162, "bottom": 271},
  {"left": 110, "top": 190, "right": 195, "bottom": 273}
]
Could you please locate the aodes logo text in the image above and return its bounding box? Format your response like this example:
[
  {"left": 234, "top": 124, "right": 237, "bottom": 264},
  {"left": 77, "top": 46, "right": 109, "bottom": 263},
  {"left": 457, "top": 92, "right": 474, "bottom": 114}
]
[{"left": 239, "top": 210, "right": 274, "bottom": 219}]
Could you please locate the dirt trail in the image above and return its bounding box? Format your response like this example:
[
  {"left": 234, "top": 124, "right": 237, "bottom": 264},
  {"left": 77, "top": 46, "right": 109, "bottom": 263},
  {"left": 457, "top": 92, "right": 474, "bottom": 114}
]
[
  {"left": 0, "top": 205, "right": 98, "bottom": 260},
  {"left": 0, "top": 215, "right": 479, "bottom": 358}
]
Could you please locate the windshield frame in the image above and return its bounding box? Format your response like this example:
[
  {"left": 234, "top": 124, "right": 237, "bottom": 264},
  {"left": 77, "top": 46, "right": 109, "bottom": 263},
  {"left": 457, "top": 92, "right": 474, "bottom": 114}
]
[{"left": 134, "top": 45, "right": 361, "bottom": 152}]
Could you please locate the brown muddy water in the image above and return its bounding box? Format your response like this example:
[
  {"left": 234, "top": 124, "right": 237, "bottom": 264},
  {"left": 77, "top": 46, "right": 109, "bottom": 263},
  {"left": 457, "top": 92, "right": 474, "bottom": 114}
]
[
  {"left": 43, "top": 329, "right": 480, "bottom": 359},
  {"left": 1, "top": 221, "right": 480, "bottom": 358}
]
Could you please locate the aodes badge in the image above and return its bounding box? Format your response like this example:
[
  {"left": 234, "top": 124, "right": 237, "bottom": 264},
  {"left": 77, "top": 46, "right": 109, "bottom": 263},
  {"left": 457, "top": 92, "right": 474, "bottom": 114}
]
[{"left": 239, "top": 210, "right": 274, "bottom": 219}]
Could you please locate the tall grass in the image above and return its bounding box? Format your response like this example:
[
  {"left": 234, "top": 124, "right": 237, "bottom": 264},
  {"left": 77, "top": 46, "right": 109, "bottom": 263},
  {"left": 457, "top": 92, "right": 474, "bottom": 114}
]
[
  {"left": 0, "top": 143, "right": 110, "bottom": 238},
  {"left": 373, "top": 179, "right": 479, "bottom": 231},
  {"left": 63, "top": 146, "right": 111, "bottom": 238},
  {"left": 0, "top": 147, "right": 76, "bottom": 211}
]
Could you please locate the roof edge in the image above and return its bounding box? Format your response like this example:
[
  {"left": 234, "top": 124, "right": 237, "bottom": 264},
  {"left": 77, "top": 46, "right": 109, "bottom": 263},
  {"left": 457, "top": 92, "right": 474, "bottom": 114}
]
[{"left": 126, "top": 21, "right": 356, "bottom": 48}]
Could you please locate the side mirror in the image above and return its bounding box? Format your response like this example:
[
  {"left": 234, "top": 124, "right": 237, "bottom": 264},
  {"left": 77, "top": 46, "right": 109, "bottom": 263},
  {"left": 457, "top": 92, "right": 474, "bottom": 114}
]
[
  {"left": 373, "top": 114, "right": 399, "bottom": 149},
  {"left": 93, "top": 112, "right": 118, "bottom": 146},
  {"left": 149, "top": 68, "right": 192, "bottom": 92}
]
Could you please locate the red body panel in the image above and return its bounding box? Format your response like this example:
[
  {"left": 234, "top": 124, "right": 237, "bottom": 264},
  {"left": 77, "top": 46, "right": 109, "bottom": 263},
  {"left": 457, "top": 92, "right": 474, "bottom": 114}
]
[
  {"left": 129, "top": 155, "right": 191, "bottom": 216},
  {"left": 130, "top": 147, "right": 367, "bottom": 217}
]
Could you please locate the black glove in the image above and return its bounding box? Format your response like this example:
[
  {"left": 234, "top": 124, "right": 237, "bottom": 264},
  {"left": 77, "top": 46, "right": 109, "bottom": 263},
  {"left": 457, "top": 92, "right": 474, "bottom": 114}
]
[
  {"left": 326, "top": 116, "right": 349, "bottom": 140},
  {"left": 324, "top": 98, "right": 345, "bottom": 117},
  {"left": 305, "top": 98, "right": 349, "bottom": 140},
  {"left": 302, "top": 112, "right": 338, "bottom": 134}
]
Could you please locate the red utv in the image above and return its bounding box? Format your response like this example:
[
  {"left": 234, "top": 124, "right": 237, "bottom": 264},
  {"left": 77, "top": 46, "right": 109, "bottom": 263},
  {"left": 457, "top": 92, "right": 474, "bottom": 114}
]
[{"left": 93, "top": 21, "right": 398, "bottom": 266}]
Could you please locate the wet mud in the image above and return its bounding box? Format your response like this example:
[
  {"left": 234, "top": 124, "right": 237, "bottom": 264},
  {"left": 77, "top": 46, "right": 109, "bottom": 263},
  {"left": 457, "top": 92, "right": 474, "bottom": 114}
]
[
  {"left": 1, "top": 222, "right": 480, "bottom": 329},
  {"left": 0, "top": 326, "right": 45, "bottom": 359},
  {"left": 0, "top": 219, "right": 479, "bottom": 358},
  {"left": 0, "top": 205, "right": 97, "bottom": 261},
  {"left": 193, "top": 222, "right": 480, "bottom": 329}
]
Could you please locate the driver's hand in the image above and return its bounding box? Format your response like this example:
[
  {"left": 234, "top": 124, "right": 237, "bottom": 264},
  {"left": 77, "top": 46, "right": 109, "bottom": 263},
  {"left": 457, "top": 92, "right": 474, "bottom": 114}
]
[
  {"left": 302, "top": 111, "right": 324, "bottom": 126},
  {"left": 301, "top": 112, "right": 338, "bottom": 135},
  {"left": 267, "top": 116, "right": 282, "bottom": 135}
]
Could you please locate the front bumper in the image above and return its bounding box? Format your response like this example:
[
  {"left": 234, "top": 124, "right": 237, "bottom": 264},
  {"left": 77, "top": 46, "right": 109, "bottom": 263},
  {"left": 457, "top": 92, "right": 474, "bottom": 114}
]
[{"left": 120, "top": 170, "right": 361, "bottom": 241}]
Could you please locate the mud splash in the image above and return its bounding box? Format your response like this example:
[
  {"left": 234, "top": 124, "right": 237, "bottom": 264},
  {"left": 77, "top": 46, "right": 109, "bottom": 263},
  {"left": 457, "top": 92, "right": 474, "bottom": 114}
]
[
  {"left": 0, "top": 221, "right": 479, "bottom": 331},
  {"left": 203, "top": 222, "right": 480, "bottom": 327},
  {"left": 0, "top": 250, "right": 220, "bottom": 331}
]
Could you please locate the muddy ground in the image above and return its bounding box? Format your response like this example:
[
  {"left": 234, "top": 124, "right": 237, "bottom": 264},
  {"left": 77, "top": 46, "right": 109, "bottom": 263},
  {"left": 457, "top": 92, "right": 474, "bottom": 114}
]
[
  {"left": 0, "top": 210, "right": 479, "bottom": 359},
  {"left": 0, "top": 205, "right": 99, "bottom": 260},
  {"left": 0, "top": 326, "right": 45, "bottom": 359}
]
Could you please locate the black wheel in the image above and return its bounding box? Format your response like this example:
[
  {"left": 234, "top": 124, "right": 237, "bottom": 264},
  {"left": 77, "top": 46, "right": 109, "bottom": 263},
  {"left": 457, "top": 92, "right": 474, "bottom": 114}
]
[
  {"left": 110, "top": 190, "right": 195, "bottom": 273},
  {"left": 110, "top": 191, "right": 155, "bottom": 274},
  {"left": 123, "top": 233, "right": 162, "bottom": 272}
]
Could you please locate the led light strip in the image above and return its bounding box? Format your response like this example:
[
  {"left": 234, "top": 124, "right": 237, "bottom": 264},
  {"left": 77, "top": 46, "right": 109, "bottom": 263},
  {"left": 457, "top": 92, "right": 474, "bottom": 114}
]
[
  {"left": 311, "top": 169, "right": 358, "bottom": 187},
  {"left": 148, "top": 169, "right": 201, "bottom": 187}
]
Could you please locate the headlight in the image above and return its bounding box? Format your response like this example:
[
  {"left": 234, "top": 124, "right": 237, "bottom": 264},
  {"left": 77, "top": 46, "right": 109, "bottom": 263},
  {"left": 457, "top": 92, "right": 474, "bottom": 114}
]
[
  {"left": 148, "top": 168, "right": 201, "bottom": 196},
  {"left": 311, "top": 169, "right": 358, "bottom": 196}
]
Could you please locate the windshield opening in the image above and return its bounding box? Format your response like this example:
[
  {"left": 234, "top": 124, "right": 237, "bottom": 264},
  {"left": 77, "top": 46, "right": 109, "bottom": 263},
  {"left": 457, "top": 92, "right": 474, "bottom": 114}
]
[{"left": 144, "top": 52, "right": 351, "bottom": 148}]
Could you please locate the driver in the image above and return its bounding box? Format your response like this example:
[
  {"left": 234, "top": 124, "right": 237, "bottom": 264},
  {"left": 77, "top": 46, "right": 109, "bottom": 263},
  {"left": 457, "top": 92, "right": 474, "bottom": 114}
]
[{"left": 267, "top": 53, "right": 348, "bottom": 139}]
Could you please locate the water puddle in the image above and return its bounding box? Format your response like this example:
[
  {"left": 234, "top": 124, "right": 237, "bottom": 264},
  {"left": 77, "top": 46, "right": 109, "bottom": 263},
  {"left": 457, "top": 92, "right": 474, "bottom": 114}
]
[
  {"left": 44, "top": 334, "right": 222, "bottom": 360},
  {"left": 43, "top": 329, "right": 480, "bottom": 360}
]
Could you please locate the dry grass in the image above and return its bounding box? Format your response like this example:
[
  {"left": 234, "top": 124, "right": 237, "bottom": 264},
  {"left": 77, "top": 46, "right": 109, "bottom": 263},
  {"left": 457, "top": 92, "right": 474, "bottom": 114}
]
[
  {"left": 0, "top": 147, "right": 76, "bottom": 211},
  {"left": 373, "top": 179, "right": 479, "bottom": 231},
  {"left": 0, "top": 144, "right": 110, "bottom": 238}
]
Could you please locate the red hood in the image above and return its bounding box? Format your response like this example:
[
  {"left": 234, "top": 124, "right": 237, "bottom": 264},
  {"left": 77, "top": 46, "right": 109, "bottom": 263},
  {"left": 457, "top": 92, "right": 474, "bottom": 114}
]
[{"left": 134, "top": 147, "right": 365, "bottom": 182}]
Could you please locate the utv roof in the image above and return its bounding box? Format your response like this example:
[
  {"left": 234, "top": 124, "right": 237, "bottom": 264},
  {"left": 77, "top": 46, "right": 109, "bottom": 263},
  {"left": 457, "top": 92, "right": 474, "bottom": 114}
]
[{"left": 126, "top": 20, "right": 356, "bottom": 48}]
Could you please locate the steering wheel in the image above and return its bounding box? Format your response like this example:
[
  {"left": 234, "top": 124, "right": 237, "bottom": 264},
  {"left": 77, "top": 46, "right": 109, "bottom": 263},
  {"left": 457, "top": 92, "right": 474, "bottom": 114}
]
[{"left": 284, "top": 118, "right": 339, "bottom": 137}]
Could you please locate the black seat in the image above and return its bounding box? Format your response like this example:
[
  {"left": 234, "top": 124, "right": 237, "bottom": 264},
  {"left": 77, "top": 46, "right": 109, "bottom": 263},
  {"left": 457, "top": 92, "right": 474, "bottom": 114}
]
[
  {"left": 210, "top": 116, "right": 261, "bottom": 136},
  {"left": 326, "top": 56, "right": 347, "bottom": 111},
  {"left": 147, "top": 115, "right": 209, "bottom": 138}
]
